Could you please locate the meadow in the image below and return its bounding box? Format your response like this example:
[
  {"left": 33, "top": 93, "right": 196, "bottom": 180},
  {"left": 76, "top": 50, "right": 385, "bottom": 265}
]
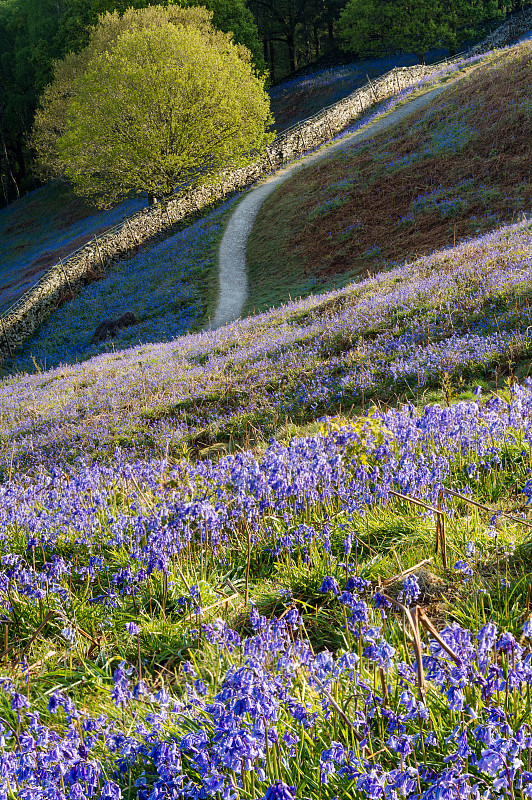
[
  {"left": 3, "top": 35, "right": 532, "bottom": 800},
  {"left": 5, "top": 196, "right": 238, "bottom": 374},
  {"left": 2, "top": 207, "right": 532, "bottom": 799},
  {"left": 268, "top": 47, "right": 450, "bottom": 132},
  {"left": 0, "top": 185, "right": 146, "bottom": 313}
]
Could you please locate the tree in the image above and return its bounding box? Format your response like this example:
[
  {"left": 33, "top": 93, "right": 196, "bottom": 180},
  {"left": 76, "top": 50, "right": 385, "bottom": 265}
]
[
  {"left": 33, "top": 5, "right": 218, "bottom": 181},
  {"left": 89, "top": 0, "right": 265, "bottom": 68},
  {"left": 248, "top": 0, "right": 329, "bottom": 76},
  {"left": 34, "top": 7, "right": 273, "bottom": 207},
  {"left": 338, "top": 0, "right": 507, "bottom": 62},
  {"left": 0, "top": 0, "right": 264, "bottom": 208}
]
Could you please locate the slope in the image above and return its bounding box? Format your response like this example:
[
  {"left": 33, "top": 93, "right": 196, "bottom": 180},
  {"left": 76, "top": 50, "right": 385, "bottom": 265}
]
[
  {"left": 247, "top": 40, "right": 532, "bottom": 314},
  {"left": 2, "top": 207, "right": 532, "bottom": 800}
]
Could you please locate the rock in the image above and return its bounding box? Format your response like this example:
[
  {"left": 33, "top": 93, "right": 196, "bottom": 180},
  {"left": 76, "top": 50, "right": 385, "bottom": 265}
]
[{"left": 91, "top": 312, "right": 138, "bottom": 345}]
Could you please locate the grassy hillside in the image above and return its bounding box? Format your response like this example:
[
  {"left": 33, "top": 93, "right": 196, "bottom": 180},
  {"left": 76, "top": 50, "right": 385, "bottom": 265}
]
[
  {"left": 5, "top": 195, "right": 238, "bottom": 374},
  {"left": 3, "top": 50, "right": 489, "bottom": 371},
  {"left": 0, "top": 184, "right": 145, "bottom": 312},
  {"left": 247, "top": 40, "right": 532, "bottom": 314},
  {"left": 0, "top": 46, "right": 458, "bottom": 319},
  {"left": 2, "top": 209, "right": 532, "bottom": 798},
  {"left": 4, "top": 37, "right": 532, "bottom": 800},
  {"left": 268, "top": 48, "right": 449, "bottom": 132}
]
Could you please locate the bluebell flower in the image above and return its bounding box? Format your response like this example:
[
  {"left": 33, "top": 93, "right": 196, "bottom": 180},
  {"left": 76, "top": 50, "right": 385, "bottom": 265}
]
[
  {"left": 263, "top": 781, "right": 297, "bottom": 800},
  {"left": 398, "top": 575, "right": 421, "bottom": 605},
  {"left": 61, "top": 627, "right": 77, "bottom": 644},
  {"left": 319, "top": 576, "right": 340, "bottom": 595},
  {"left": 454, "top": 560, "right": 473, "bottom": 579},
  {"left": 11, "top": 692, "right": 30, "bottom": 711},
  {"left": 285, "top": 608, "right": 302, "bottom": 627},
  {"left": 125, "top": 621, "right": 140, "bottom": 635},
  {"left": 101, "top": 781, "right": 122, "bottom": 800}
]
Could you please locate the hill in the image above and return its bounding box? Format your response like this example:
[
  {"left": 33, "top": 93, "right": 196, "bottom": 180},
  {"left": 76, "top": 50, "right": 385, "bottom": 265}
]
[
  {"left": 268, "top": 47, "right": 449, "bottom": 132},
  {"left": 0, "top": 21, "right": 512, "bottom": 323},
  {"left": 247, "top": 40, "right": 532, "bottom": 313},
  {"left": 3, "top": 196, "right": 237, "bottom": 373},
  {"left": 0, "top": 184, "right": 145, "bottom": 313},
  {"left": 2, "top": 210, "right": 532, "bottom": 798},
  {"left": 3, "top": 33, "right": 532, "bottom": 800}
]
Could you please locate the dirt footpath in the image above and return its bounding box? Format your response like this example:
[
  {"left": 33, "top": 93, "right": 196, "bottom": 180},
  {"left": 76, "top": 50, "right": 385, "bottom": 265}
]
[{"left": 212, "top": 77, "right": 466, "bottom": 329}]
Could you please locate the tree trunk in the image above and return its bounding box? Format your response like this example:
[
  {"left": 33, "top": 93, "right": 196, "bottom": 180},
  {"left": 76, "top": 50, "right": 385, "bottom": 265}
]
[
  {"left": 314, "top": 24, "right": 321, "bottom": 59},
  {"left": 0, "top": 167, "right": 8, "bottom": 207},
  {"left": 287, "top": 31, "right": 297, "bottom": 73},
  {"left": 303, "top": 15, "right": 310, "bottom": 64},
  {"left": 148, "top": 192, "right": 158, "bottom": 206},
  {"left": 0, "top": 104, "right": 19, "bottom": 203},
  {"left": 269, "top": 39, "right": 275, "bottom": 82},
  {"left": 328, "top": 16, "right": 334, "bottom": 47}
]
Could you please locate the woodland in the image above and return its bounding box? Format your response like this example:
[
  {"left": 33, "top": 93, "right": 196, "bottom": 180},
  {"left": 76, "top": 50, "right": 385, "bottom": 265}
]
[{"left": 0, "top": 0, "right": 527, "bottom": 209}]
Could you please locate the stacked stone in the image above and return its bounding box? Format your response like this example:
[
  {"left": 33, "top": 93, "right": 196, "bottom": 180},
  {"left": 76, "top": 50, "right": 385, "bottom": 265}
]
[{"left": 470, "top": 7, "right": 532, "bottom": 55}]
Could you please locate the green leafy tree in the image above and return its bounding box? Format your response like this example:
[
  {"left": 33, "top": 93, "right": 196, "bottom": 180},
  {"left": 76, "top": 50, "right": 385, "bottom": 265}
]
[
  {"left": 32, "top": 5, "right": 219, "bottom": 180},
  {"left": 34, "top": 7, "right": 273, "bottom": 207},
  {"left": 339, "top": 0, "right": 507, "bottom": 61},
  {"left": 89, "top": 0, "right": 264, "bottom": 67},
  {"left": 0, "top": 0, "right": 264, "bottom": 207}
]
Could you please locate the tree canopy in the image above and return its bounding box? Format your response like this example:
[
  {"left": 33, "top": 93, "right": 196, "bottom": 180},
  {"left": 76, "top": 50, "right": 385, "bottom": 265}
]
[
  {"left": 338, "top": 0, "right": 508, "bottom": 61},
  {"left": 0, "top": 0, "right": 263, "bottom": 206},
  {"left": 247, "top": 0, "right": 349, "bottom": 79},
  {"left": 33, "top": 7, "right": 273, "bottom": 206}
]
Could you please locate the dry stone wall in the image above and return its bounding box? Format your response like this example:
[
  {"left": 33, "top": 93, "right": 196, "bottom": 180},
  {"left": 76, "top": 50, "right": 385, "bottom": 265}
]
[
  {"left": 470, "top": 7, "right": 532, "bottom": 55},
  {"left": 0, "top": 57, "right": 484, "bottom": 361}
]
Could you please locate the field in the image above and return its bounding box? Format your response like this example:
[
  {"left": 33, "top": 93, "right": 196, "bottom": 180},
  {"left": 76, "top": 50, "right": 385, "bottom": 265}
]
[
  {"left": 268, "top": 48, "right": 449, "bottom": 132},
  {"left": 0, "top": 184, "right": 146, "bottom": 313},
  {"left": 5, "top": 196, "right": 238, "bottom": 374},
  {"left": 3, "top": 35, "right": 532, "bottom": 800},
  {"left": 3, "top": 207, "right": 532, "bottom": 799}
]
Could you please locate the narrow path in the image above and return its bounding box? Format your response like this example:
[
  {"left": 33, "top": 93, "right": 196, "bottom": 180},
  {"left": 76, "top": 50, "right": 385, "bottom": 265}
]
[{"left": 212, "top": 80, "right": 458, "bottom": 329}]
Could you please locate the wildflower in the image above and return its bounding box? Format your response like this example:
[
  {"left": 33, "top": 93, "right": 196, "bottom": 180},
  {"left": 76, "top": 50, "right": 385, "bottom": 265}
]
[
  {"left": 101, "top": 782, "right": 122, "bottom": 800},
  {"left": 11, "top": 692, "right": 30, "bottom": 711},
  {"left": 61, "top": 627, "right": 77, "bottom": 644},
  {"left": 465, "top": 541, "right": 476, "bottom": 557},
  {"left": 319, "top": 576, "right": 340, "bottom": 595},
  {"left": 190, "top": 584, "right": 201, "bottom": 604},
  {"left": 125, "top": 622, "right": 140, "bottom": 635},
  {"left": 285, "top": 607, "right": 302, "bottom": 627},
  {"left": 387, "top": 733, "right": 414, "bottom": 757},
  {"left": 398, "top": 575, "right": 421, "bottom": 605},
  {"left": 263, "top": 782, "right": 297, "bottom": 800},
  {"left": 454, "top": 560, "right": 473, "bottom": 579}
]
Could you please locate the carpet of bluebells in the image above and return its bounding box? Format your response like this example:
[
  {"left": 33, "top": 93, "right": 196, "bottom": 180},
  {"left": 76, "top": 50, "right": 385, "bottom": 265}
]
[
  {"left": 2, "top": 373, "right": 532, "bottom": 799},
  {"left": 0, "top": 187, "right": 147, "bottom": 312},
  {"left": 2, "top": 212, "right": 532, "bottom": 797},
  {"left": 3, "top": 42, "right": 532, "bottom": 800},
  {"left": 8, "top": 196, "right": 238, "bottom": 373},
  {"left": 2, "top": 214, "right": 532, "bottom": 473}
]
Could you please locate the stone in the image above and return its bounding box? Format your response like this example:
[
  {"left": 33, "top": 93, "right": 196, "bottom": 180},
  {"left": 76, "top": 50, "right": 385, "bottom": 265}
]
[{"left": 91, "top": 312, "right": 138, "bottom": 345}]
